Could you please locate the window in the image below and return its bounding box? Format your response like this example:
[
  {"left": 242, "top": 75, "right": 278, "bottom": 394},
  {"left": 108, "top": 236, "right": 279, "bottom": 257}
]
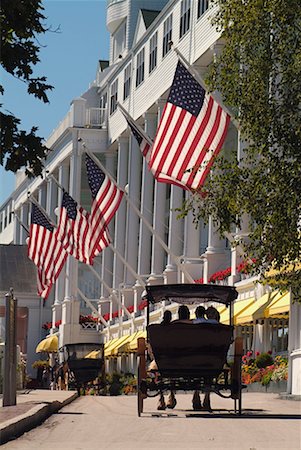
[
  {"left": 123, "top": 63, "right": 131, "bottom": 100},
  {"left": 110, "top": 79, "right": 118, "bottom": 115},
  {"left": 197, "top": 0, "right": 209, "bottom": 19},
  {"left": 112, "top": 21, "right": 126, "bottom": 62},
  {"left": 162, "top": 14, "right": 173, "bottom": 58},
  {"left": 149, "top": 32, "right": 158, "bottom": 73},
  {"left": 180, "top": 0, "right": 191, "bottom": 38},
  {"left": 136, "top": 48, "right": 145, "bottom": 87}
]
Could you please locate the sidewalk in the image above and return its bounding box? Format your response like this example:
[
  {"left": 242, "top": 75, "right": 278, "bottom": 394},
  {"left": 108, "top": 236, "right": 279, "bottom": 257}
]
[{"left": 0, "top": 390, "right": 78, "bottom": 445}]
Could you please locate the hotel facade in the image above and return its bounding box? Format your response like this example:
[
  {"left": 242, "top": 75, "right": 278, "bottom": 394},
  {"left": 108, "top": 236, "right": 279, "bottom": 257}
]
[{"left": 0, "top": 0, "right": 300, "bottom": 395}]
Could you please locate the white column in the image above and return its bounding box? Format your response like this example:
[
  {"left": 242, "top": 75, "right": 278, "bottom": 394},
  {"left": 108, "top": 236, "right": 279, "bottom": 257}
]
[
  {"left": 46, "top": 177, "right": 57, "bottom": 222},
  {"left": 288, "top": 293, "right": 301, "bottom": 396},
  {"left": 38, "top": 183, "right": 47, "bottom": 209},
  {"left": 124, "top": 135, "right": 142, "bottom": 286},
  {"left": 60, "top": 137, "right": 81, "bottom": 348},
  {"left": 181, "top": 196, "right": 203, "bottom": 282},
  {"left": 204, "top": 216, "right": 228, "bottom": 281},
  {"left": 113, "top": 138, "right": 128, "bottom": 289},
  {"left": 164, "top": 186, "right": 184, "bottom": 283},
  {"left": 101, "top": 154, "right": 115, "bottom": 297},
  {"left": 137, "top": 112, "right": 156, "bottom": 276},
  {"left": 13, "top": 207, "right": 21, "bottom": 244},
  {"left": 19, "top": 203, "right": 29, "bottom": 244},
  {"left": 52, "top": 163, "right": 69, "bottom": 333},
  {"left": 150, "top": 100, "right": 167, "bottom": 280}
]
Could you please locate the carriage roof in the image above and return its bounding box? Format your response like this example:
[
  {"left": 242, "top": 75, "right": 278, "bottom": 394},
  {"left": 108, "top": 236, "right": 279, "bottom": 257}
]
[{"left": 144, "top": 284, "right": 238, "bottom": 306}]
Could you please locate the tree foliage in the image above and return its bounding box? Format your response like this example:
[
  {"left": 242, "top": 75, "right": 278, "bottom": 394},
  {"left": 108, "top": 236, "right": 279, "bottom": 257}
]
[
  {"left": 0, "top": 0, "right": 53, "bottom": 177},
  {"left": 179, "top": 0, "right": 301, "bottom": 297}
]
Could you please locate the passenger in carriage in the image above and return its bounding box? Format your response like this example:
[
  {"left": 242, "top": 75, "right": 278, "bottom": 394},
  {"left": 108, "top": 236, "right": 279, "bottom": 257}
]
[
  {"left": 192, "top": 306, "right": 220, "bottom": 411},
  {"left": 193, "top": 305, "right": 206, "bottom": 323},
  {"left": 205, "top": 306, "right": 220, "bottom": 324},
  {"left": 161, "top": 309, "right": 172, "bottom": 325},
  {"left": 172, "top": 304, "right": 190, "bottom": 323}
]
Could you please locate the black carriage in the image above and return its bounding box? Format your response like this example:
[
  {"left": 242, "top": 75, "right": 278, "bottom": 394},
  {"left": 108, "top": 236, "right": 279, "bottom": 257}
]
[
  {"left": 137, "top": 284, "right": 244, "bottom": 416},
  {"left": 62, "top": 342, "right": 105, "bottom": 394}
]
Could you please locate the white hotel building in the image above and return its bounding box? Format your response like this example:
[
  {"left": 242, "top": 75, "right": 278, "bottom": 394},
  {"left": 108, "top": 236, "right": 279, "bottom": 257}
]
[{"left": 0, "top": 0, "right": 300, "bottom": 395}]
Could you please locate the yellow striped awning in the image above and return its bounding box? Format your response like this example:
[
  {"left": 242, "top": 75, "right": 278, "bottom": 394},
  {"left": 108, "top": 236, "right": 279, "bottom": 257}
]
[
  {"left": 103, "top": 337, "right": 119, "bottom": 357},
  {"left": 105, "top": 335, "right": 131, "bottom": 358},
  {"left": 117, "top": 331, "right": 141, "bottom": 355},
  {"left": 236, "top": 293, "right": 271, "bottom": 324},
  {"left": 264, "top": 291, "right": 290, "bottom": 318},
  {"left": 110, "top": 334, "right": 132, "bottom": 357},
  {"left": 128, "top": 330, "right": 147, "bottom": 352},
  {"left": 220, "top": 298, "right": 255, "bottom": 325},
  {"left": 36, "top": 335, "right": 58, "bottom": 353},
  {"left": 84, "top": 350, "right": 102, "bottom": 359}
]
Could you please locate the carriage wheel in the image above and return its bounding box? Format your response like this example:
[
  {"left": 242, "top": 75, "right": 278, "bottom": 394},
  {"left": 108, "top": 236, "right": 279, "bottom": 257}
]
[{"left": 137, "top": 359, "right": 144, "bottom": 417}]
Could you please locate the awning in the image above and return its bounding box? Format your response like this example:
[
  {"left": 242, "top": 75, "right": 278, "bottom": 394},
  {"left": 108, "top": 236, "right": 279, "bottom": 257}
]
[
  {"left": 105, "top": 335, "right": 131, "bottom": 358},
  {"left": 110, "top": 334, "right": 132, "bottom": 357},
  {"left": 236, "top": 293, "right": 271, "bottom": 325},
  {"left": 103, "top": 337, "right": 119, "bottom": 357},
  {"left": 117, "top": 331, "right": 141, "bottom": 355},
  {"left": 128, "top": 330, "right": 147, "bottom": 352},
  {"left": 84, "top": 350, "right": 101, "bottom": 359},
  {"left": 264, "top": 291, "right": 290, "bottom": 318},
  {"left": 220, "top": 298, "right": 255, "bottom": 325},
  {"left": 36, "top": 335, "right": 58, "bottom": 353}
]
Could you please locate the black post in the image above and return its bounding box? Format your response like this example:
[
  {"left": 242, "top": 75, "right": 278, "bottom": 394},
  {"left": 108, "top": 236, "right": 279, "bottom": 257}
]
[{"left": 3, "top": 288, "right": 17, "bottom": 407}]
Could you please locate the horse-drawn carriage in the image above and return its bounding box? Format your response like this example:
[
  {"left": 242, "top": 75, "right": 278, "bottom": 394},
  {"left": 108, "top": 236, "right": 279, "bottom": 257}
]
[
  {"left": 137, "top": 284, "right": 244, "bottom": 416},
  {"left": 62, "top": 342, "right": 105, "bottom": 394}
]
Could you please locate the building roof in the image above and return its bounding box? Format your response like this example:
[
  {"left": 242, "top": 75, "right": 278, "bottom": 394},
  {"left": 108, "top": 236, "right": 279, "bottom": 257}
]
[
  {"left": 141, "top": 9, "right": 160, "bottom": 29},
  {"left": 0, "top": 245, "right": 38, "bottom": 294}
]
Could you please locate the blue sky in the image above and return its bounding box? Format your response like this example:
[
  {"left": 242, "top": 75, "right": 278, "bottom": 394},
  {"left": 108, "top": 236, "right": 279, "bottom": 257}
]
[{"left": 0, "top": 0, "right": 110, "bottom": 205}]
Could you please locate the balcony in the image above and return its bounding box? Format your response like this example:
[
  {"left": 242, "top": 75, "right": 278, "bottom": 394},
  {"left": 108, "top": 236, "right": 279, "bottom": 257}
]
[{"left": 46, "top": 97, "right": 107, "bottom": 148}]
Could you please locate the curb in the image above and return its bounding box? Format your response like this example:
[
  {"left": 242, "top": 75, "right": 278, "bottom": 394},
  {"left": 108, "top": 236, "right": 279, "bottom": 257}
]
[{"left": 0, "top": 393, "right": 78, "bottom": 445}]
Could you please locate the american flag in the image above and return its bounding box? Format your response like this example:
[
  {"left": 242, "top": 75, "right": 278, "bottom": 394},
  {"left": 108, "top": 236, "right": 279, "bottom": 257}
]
[
  {"left": 85, "top": 153, "right": 123, "bottom": 258},
  {"left": 56, "top": 192, "right": 92, "bottom": 264},
  {"left": 122, "top": 112, "right": 187, "bottom": 189},
  {"left": 28, "top": 203, "right": 68, "bottom": 299},
  {"left": 149, "top": 61, "right": 231, "bottom": 191}
]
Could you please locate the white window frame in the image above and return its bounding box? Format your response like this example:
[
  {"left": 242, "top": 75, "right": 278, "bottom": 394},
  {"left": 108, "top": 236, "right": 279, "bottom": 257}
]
[
  {"left": 110, "top": 79, "right": 118, "bottom": 115},
  {"left": 149, "top": 32, "right": 158, "bottom": 74},
  {"left": 197, "top": 0, "right": 209, "bottom": 19},
  {"left": 162, "top": 14, "right": 173, "bottom": 58},
  {"left": 123, "top": 63, "right": 131, "bottom": 100},
  {"left": 180, "top": 0, "right": 191, "bottom": 39},
  {"left": 136, "top": 48, "right": 145, "bottom": 88}
]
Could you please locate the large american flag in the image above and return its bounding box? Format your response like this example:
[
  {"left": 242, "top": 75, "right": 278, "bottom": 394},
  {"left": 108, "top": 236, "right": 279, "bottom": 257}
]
[
  {"left": 28, "top": 203, "right": 68, "bottom": 299},
  {"left": 85, "top": 153, "right": 123, "bottom": 258},
  {"left": 149, "top": 61, "right": 231, "bottom": 191},
  {"left": 56, "top": 191, "right": 110, "bottom": 264},
  {"left": 123, "top": 112, "right": 187, "bottom": 189}
]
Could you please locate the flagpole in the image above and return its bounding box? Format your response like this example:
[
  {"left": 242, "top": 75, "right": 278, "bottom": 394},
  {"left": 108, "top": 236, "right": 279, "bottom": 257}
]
[
  {"left": 88, "top": 263, "right": 135, "bottom": 322},
  {"left": 172, "top": 45, "right": 240, "bottom": 130},
  {"left": 83, "top": 147, "right": 196, "bottom": 284},
  {"left": 13, "top": 212, "right": 29, "bottom": 234},
  {"left": 77, "top": 287, "right": 109, "bottom": 327},
  {"left": 117, "top": 102, "right": 154, "bottom": 147}
]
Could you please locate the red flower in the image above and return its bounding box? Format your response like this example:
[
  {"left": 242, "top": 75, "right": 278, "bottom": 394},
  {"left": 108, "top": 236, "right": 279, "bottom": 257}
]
[
  {"left": 255, "top": 351, "right": 260, "bottom": 356},
  {"left": 267, "top": 350, "right": 272, "bottom": 355}
]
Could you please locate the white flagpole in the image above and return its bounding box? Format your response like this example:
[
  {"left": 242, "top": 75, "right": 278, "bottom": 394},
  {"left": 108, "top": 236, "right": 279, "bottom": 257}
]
[
  {"left": 13, "top": 212, "right": 29, "bottom": 234},
  {"left": 172, "top": 45, "right": 240, "bottom": 130},
  {"left": 88, "top": 263, "right": 135, "bottom": 321},
  {"left": 77, "top": 287, "right": 109, "bottom": 327},
  {"left": 84, "top": 147, "right": 196, "bottom": 284},
  {"left": 117, "top": 102, "right": 154, "bottom": 147}
]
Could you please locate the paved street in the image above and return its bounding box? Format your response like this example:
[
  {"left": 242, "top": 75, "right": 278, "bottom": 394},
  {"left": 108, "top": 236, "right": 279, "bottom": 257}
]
[{"left": 2, "top": 393, "right": 300, "bottom": 450}]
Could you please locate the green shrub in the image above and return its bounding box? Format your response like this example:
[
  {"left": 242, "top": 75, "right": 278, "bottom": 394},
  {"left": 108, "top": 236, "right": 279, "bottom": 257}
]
[{"left": 255, "top": 352, "right": 274, "bottom": 369}]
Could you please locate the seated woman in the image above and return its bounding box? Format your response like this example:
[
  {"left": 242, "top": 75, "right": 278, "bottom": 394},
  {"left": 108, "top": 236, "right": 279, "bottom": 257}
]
[{"left": 172, "top": 304, "right": 191, "bottom": 323}]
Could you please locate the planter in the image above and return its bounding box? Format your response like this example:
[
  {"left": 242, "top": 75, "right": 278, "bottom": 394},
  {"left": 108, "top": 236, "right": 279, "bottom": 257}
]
[{"left": 244, "top": 380, "right": 287, "bottom": 393}]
